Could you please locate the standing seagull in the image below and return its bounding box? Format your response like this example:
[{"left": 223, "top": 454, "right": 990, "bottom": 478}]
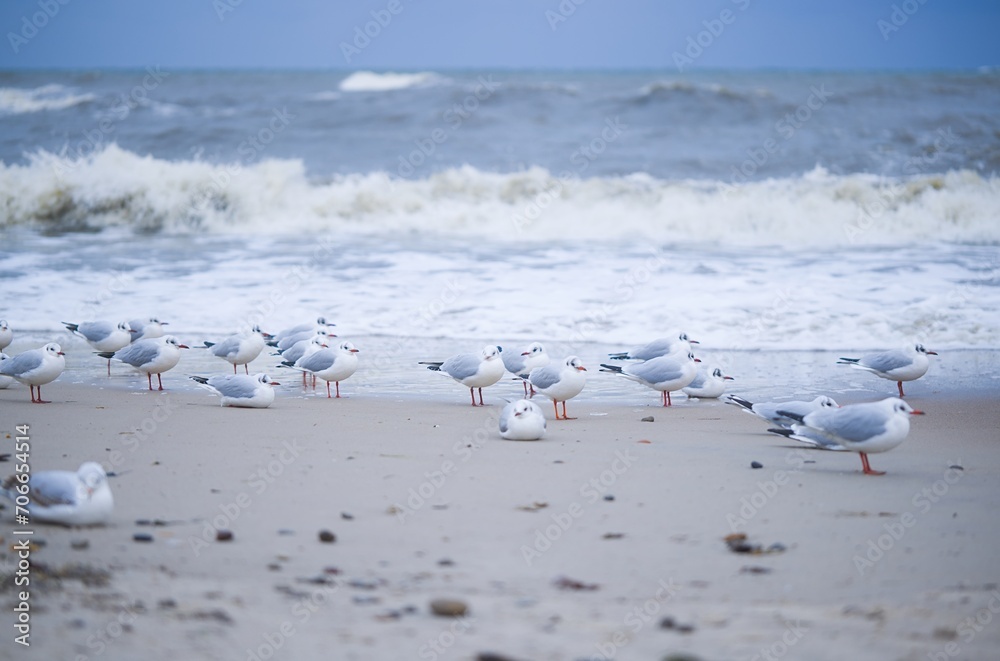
[
  {"left": 726, "top": 394, "right": 840, "bottom": 427},
  {"left": 420, "top": 345, "right": 505, "bottom": 406},
  {"left": 63, "top": 320, "right": 132, "bottom": 375},
  {"left": 100, "top": 336, "right": 189, "bottom": 391},
  {"left": 837, "top": 344, "right": 938, "bottom": 397},
  {"left": 128, "top": 317, "right": 168, "bottom": 342},
  {"left": 191, "top": 373, "right": 280, "bottom": 408},
  {"left": 275, "top": 333, "right": 331, "bottom": 387},
  {"left": 529, "top": 356, "right": 587, "bottom": 420},
  {"left": 203, "top": 325, "right": 272, "bottom": 374},
  {"left": 0, "top": 343, "right": 65, "bottom": 403},
  {"left": 767, "top": 397, "right": 924, "bottom": 475},
  {"left": 273, "top": 316, "right": 336, "bottom": 344},
  {"left": 499, "top": 399, "right": 547, "bottom": 441},
  {"left": 284, "top": 340, "right": 359, "bottom": 399},
  {"left": 2, "top": 462, "right": 113, "bottom": 526},
  {"left": 600, "top": 352, "right": 700, "bottom": 407},
  {"left": 607, "top": 331, "right": 698, "bottom": 361},
  {"left": 502, "top": 342, "right": 550, "bottom": 396},
  {"left": 0, "top": 320, "right": 12, "bottom": 351},
  {"left": 682, "top": 366, "right": 734, "bottom": 399},
  {"left": 0, "top": 353, "right": 14, "bottom": 389}
]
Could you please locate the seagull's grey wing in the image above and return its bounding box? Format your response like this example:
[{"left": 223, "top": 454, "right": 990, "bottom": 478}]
[
  {"left": 297, "top": 350, "right": 335, "bottom": 373},
  {"left": 116, "top": 341, "right": 161, "bottom": 367},
  {"left": 685, "top": 370, "right": 707, "bottom": 389},
  {"left": 629, "top": 358, "right": 684, "bottom": 384},
  {"left": 441, "top": 354, "right": 480, "bottom": 380},
  {"left": 787, "top": 425, "right": 849, "bottom": 451},
  {"left": 501, "top": 351, "right": 526, "bottom": 374},
  {"left": 281, "top": 341, "right": 308, "bottom": 363},
  {"left": 78, "top": 322, "right": 113, "bottom": 342},
  {"left": 1, "top": 351, "right": 43, "bottom": 376},
  {"left": 210, "top": 336, "right": 241, "bottom": 358},
  {"left": 528, "top": 365, "right": 561, "bottom": 390},
  {"left": 805, "top": 406, "right": 889, "bottom": 443},
  {"left": 209, "top": 376, "right": 259, "bottom": 399},
  {"left": 859, "top": 350, "right": 910, "bottom": 373},
  {"left": 26, "top": 471, "right": 81, "bottom": 507},
  {"left": 631, "top": 338, "right": 673, "bottom": 360}
]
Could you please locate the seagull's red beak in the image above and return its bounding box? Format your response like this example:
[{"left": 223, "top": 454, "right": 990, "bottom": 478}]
[
  {"left": 269, "top": 381, "right": 280, "bottom": 387},
  {"left": 178, "top": 344, "right": 190, "bottom": 349},
  {"left": 910, "top": 409, "right": 926, "bottom": 415},
  {"left": 689, "top": 339, "right": 700, "bottom": 344},
  {"left": 521, "top": 351, "right": 531, "bottom": 356},
  {"left": 694, "top": 358, "right": 702, "bottom": 363},
  {"left": 349, "top": 349, "right": 359, "bottom": 353},
  {"left": 57, "top": 351, "right": 66, "bottom": 356},
  {"left": 723, "top": 375, "right": 734, "bottom": 380},
  {"left": 576, "top": 366, "right": 587, "bottom": 371},
  {"left": 926, "top": 350, "right": 938, "bottom": 355}
]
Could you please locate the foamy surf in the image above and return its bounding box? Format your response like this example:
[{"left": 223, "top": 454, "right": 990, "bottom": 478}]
[
  {"left": 338, "top": 71, "right": 445, "bottom": 92},
  {"left": 0, "top": 84, "right": 96, "bottom": 115},
  {"left": 1, "top": 145, "right": 997, "bottom": 246}
]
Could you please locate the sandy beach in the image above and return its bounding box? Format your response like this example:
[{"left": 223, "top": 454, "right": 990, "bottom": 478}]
[{"left": 2, "top": 377, "right": 998, "bottom": 661}]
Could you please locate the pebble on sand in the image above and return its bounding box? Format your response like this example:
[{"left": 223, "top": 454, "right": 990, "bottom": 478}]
[
  {"left": 318, "top": 530, "right": 336, "bottom": 543},
  {"left": 430, "top": 598, "right": 469, "bottom": 617}
]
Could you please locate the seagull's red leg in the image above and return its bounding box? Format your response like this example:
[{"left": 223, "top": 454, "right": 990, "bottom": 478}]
[
  {"left": 33, "top": 385, "right": 50, "bottom": 404},
  {"left": 667, "top": 391, "right": 673, "bottom": 407},
  {"left": 335, "top": 381, "right": 341, "bottom": 398},
  {"left": 157, "top": 373, "right": 164, "bottom": 391},
  {"left": 553, "top": 400, "right": 560, "bottom": 420},
  {"left": 244, "top": 364, "right": 249, "bottom": 375},
  {"left": 522, "top": 380, "right": 529, "bottom": 396},
  {"left": 860, "top": 453, "right": 886, "bottom": 476},
  {"left": 561, "top": 401, "right": 576, "bottom": 420},
  {"left": 897, "top": 381, "right": 905, "bottom": 397},
  {"left": 477, "top": 388, "right": 485, "bottom": 406},
  {"left": 147, "top": 373, "right": 154, "bottom": 390},
  {"left": 327, "top": 381, "right": 332, "bottom": 398},
  {"left": 107, "top": 359, "right": 111, "bottom": 376},
  {"left": 469, "top": 388, "right": 477, "bottom": 406}
]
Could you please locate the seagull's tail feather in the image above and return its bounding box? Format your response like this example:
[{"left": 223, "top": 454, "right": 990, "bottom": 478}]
[
  {"left": 725, "top": 394, "right": 755, "bottom": 412},
  {"left": 775, "top": 409, "right": 806, "bottom": 424},
  {"left": 96, "top": 351, "right": 115, "bottom": 360},
  {"left": 599, "top": 364, "right": 624, "bottom": 374},
  {"left": 607, "top": 352, "right": 630, "bottom": 360},
  {"left": 837, "top": 357, "right": 860, "bottom": 365},
  {"left": 62, "top": 322, "right": 79, "bottom": 333},
  {"left": 767, "top": 427, "right": 795, "bottom": 439},
  {"left": 419, "top": 362, "right": 444, "bottom": 372},
  {"left": 190, "top": 376, "right": 210, "bottom": 385},
  {"left": 203, "top": 341, "right": 216, "bottom": 348}
]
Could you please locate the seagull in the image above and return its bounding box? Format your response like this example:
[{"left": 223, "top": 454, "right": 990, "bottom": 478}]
[
  {"left": 191, "top": 373, "right": 280, "bottom": 408},
  {"left": 726, "top": 394, "right": 840, "bottom": 427},
  {"left": 767, "top": 397, "right": 924, "bottom": 475},
  {"left": 837, "top": 344, "right": 938, "bottom": 397},
  {"left": 0, "top": 353, "right": 13, "bottom": 389},
  {"left": 0, "top": 343, "right": 66, "bottom": 403},
  {"left": 284, "top": 340, "right": 359, "bottom": 398},
  {"left": 63, "top": 320, "right": 132, "bottom": 375},
  {"left": 682, "top": 366, "right": 734, "bottom": 399},
  {"left": 128, "top": 317, "right": 168, "bottom": 342},
  {"left": 2, "top": 461, "right": 113, "bottom": 526},
  {"left": 0, "top": 320, "right": 12, "bottom": 351},
  {"left": 420, "top": 345, "right": 505, "bottom": 406},
  {"left": 529, "top": 356, "right": 587, "bottom": 420},
  {"left": 600, "top": 352, "right": 700, "bottom": 407},
  {"left": 499, "top": 399, "right": 547, "bottom": 441},
  {"left": 203, "top": 325, "right": 272, "bottom": 374},
  {"left": 273, "top": 316, "right": 336, "bottom": 344},
  {"left": 100, "top": 336, "right": 189, "bottom": 390},
  {"left": 502, "top": 342, "right": 550, "bottom": 396},
  {"left": 607, "top": 331, "right": 698, "bottom": 361},
  {"left": 275, "top": 334, "right": 331, "bottom": 387}
]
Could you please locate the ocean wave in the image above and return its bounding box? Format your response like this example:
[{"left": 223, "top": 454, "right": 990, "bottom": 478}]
[
  {"left": 635, "top": 80, "right": 768, "bottom": 103},
  {"left": 0, "top": 84, "right": 96, "bottom": 115},
  {"left": 338, "top": 71, "right": 445, "bottom": 92},
  {"left": 1, "top": 145, "right": 997, "bottom": 245}
]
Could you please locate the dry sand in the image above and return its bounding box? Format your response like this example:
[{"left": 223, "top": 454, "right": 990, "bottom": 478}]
[{"left": 1, "top": 382, "right": 999, "bottom": 661}]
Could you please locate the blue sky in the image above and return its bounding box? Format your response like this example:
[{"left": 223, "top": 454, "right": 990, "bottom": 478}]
[{"left": 1, "top": 0, "right": 998, "bottom": 70}]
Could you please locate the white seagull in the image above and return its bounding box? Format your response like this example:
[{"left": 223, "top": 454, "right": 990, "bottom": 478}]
[
  {"left": 726, "top": 394, "right": 840, "bottom": 427},
  {"left": 2, "top": 462, "right": 114, "bottom": 526},
  {"left": 272, "top": 316, "right": 336, "bottom": 343},
  {"left": 502, "top": 341, "right": 550, "bottom": 396},
  {"left": 203, "top": 325, "right": 272, "bottom": 374},
  {"left": 275, "top": 333, "right": 332, "bottom": 387},
  {"left": 284, "top": 340, "right": 359, "bottom": 399},
  {"left": 191, "top": 373, "right": 280, "bottom": 408},
  {"left": 600, "top": 351, "right": 700, "bottom": 407},
  {"left": 0, "top": 342, "right": 66, "bottom": 403},
  {"left": 682, "top": 365, "right": 734, "bottom": 399},
  {"left": 63, "top": 320, "right": 133, "bottom": 375},
  {"left": 100, "top": 336, "right": 189, "bottom": 390},
  {"left": 128, "top": 317, "right": 168, "bottom": 342},
  {"left": 529, "top": 356, "right": 587, "bottom": 420},
  {"left": 837, "top": 344, "right": 938, "bottom": 397},
  {"left": 0, "top": 353, "right": 13, "bottom": 389},
  {"left": 767, "top": 397, "right": 924, "bottom": 475},
  {"left": 607, "top": 331, "right": 698, "bottom": 361},
  {"left": 499, "top": 399, "right": 547, "bottom": 441},
  {"left": 0, "top": 320, "right": 12, "bottom": 351},
  {"left": 420, "top": 345, "right": 505, "bottom": 406}
]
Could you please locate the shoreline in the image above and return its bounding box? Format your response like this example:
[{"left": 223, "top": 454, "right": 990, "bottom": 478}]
[{"left": 1, "top": 382, "right": 998, "bottom": 660}]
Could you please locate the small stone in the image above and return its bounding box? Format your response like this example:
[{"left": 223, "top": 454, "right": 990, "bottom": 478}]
[
  {"left": 267, "top": 563, "right": 281, "bottom": 571},
  {"left": 216, "top": 530, "right": 234, "bottom": 542},
  {"left": 641, "top": 416, "right": 654, "bottom": 422},
  {"left": 949, "top": 465, "right": 964, "bottom": 471},
  {"left": 430, "top": 598, "right": 469, "bottom": 617},
  {"left": 158, "top": 598, "right": 177, "bottom": 610},
  {"left": 438, "top": 558, "right": 455, "bottom": 566},
  {"left": 603, "top": 494, "right": 615, "bottom": 501},
  {"left": 133, "top": 533, "right": 153, "bottom": 543},
  {"left": 751, "top": 461, "right": 763, "bottom": 469},
  {"left": 740, "top": 565, "right": 772, "bottom": 575},
  {"left": 277, "top": 529, "right": 295, "bottom": 536},
  {"left": 318, "top": 530, "right": 336, "bottom": 543},
  {"left": 341, "top": 512, "right": 354, "bottom": 520},
  {"left": 70, "top": 539, "right": 90, "bottom": 550}
]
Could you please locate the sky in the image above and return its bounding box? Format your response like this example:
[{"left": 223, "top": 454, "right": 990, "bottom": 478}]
[{"left": 1, "top": 0, "right": 998, "bottom": 71}]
